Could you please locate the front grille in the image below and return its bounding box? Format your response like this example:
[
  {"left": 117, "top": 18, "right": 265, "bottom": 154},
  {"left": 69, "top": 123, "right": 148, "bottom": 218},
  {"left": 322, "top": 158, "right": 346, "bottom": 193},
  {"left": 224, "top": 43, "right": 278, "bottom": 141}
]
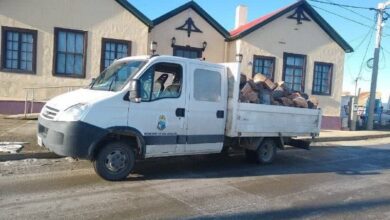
[{"left": 42, "top": 105, "right": 59, "bottom": 120}]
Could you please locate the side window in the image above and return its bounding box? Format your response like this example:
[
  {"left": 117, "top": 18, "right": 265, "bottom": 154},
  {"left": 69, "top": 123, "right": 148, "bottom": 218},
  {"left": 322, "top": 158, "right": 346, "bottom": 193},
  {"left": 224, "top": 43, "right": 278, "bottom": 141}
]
[
  {"left": 194, "top": 69, "right": 221, "bottom": 102},
  {"left": 139, "top": 62, "right": 182, "bottom": 101}
]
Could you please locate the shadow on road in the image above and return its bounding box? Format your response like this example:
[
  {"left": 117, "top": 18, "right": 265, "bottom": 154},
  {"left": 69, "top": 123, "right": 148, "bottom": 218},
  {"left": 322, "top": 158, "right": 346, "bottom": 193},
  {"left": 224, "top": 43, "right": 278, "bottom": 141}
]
[
  {"left": 128, "top": 145, "right": 390, "bottom": 181},
  {"left": 186, "top": 197, "right": 390, "bottom": 220}
]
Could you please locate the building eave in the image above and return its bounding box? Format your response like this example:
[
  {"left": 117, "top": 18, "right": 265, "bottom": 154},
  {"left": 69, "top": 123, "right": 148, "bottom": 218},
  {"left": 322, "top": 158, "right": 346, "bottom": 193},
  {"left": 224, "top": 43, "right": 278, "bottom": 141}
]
[
  {"left": 152, "top": 1, "right": 230, "bottom": 39},
  {"left": 115, "top": 0, "right": 153, "bottom": 27}
]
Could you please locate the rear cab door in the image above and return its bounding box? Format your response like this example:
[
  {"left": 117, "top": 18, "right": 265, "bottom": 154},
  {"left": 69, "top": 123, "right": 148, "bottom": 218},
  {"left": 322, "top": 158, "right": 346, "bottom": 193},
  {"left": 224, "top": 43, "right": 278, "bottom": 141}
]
[{"left": 185, "top": 62, "right": 227, "bottom": 153}]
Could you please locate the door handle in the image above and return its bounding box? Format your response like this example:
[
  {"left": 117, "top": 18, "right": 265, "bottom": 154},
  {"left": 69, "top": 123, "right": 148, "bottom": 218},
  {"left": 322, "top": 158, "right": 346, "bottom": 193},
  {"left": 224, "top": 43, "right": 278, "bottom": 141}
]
[
  {"left": 176, "top": 108, "right": 185, "bottom": 117},
  {"left": 217, "top": 110, "right": 224, "bottom": 119}
]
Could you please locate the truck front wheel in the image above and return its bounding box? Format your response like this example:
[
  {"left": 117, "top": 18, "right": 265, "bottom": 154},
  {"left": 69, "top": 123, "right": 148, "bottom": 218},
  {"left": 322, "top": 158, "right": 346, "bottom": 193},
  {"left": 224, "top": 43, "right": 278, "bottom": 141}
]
[
  {"left": 255, "top": 139, "right": 277, "bottom": 164},
  {"left": 93, "top": 141, "right": 136, "bottom": 181}
]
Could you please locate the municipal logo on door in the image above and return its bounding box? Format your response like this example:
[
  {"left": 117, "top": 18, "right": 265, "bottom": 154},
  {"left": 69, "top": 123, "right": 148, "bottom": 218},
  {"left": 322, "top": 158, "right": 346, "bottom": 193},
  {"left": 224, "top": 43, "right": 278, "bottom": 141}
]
[{"left": 157, "top": 115, "right": 167, "bottom": 131}]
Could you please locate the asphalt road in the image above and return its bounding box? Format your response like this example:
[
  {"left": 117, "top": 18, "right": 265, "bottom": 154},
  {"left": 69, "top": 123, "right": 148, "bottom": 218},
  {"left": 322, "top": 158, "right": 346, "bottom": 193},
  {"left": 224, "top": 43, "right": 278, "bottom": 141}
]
[{"left": 1, "top": 138, "right": 390, "bottom": 220}]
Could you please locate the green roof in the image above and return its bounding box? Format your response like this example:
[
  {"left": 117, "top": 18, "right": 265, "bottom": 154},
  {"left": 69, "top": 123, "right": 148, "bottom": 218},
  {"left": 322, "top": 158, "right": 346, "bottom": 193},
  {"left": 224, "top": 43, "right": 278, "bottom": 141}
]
[
  {"left": 115, "top": 0, "right": 152, "bottom": 27},
  {"left": 152, "top": 1, "right": 230, "bottom": 39}
]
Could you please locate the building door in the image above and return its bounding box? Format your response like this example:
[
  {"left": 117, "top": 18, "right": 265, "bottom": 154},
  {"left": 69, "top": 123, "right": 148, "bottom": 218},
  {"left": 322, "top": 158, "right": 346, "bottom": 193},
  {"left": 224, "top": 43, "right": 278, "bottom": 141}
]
[{"left": 173, "top": 46, "right": 202, "bottom": 59}]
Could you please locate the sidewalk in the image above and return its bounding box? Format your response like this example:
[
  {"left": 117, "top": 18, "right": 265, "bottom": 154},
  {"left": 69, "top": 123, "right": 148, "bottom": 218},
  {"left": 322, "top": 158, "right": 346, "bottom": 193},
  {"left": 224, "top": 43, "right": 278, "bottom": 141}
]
[
  {"left": 1, "top": 117, "right": 390, "bottom": 161},
  {"left": 304, "top": 130, "right": 390, "bottom": 142}
]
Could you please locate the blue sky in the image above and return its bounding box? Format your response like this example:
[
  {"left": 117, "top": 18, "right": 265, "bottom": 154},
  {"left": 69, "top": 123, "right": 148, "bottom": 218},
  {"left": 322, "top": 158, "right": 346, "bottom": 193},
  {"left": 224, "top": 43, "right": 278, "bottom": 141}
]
[{"left": 129, "top": 0, "right": 390, "bottom": 102}]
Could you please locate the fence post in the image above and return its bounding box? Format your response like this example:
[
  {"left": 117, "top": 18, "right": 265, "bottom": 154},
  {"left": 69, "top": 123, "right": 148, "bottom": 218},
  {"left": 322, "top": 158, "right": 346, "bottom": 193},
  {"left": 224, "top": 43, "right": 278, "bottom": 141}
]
[
  {"left": 30, "top": 89, "right": 35, "bottom": 114},
  {"left": 24, "top": 89, "right": 28, "bottom": 118}
]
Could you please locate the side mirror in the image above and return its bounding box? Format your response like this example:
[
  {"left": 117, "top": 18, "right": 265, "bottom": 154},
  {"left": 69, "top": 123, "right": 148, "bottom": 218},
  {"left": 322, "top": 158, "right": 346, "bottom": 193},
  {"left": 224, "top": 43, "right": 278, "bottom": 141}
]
[{"left": 129, "top": 79, "right": 141, "bottom": 103}]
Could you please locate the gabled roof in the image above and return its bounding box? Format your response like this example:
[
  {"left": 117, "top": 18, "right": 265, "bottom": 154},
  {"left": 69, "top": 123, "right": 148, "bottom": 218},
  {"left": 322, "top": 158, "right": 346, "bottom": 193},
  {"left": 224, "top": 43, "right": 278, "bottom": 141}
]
[
  {"left": 152, "top": 1, "right": 230, "bottom": 39},
  {"left": 229, "top": 0, "right": 353, "bottom": 53},
  {"left": 115, "top": 0, "right": 152, "bottom": 27}
]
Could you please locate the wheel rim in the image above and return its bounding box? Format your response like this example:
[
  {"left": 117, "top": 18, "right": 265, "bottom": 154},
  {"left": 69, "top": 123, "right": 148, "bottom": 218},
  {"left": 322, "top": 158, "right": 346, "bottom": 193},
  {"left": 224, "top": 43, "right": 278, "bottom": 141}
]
[
  {"left": 260, "top": 143, "right": 273, "bottom": 162},
  {"left": 105, "top": 150, "right": 127, "bottom": 173}
]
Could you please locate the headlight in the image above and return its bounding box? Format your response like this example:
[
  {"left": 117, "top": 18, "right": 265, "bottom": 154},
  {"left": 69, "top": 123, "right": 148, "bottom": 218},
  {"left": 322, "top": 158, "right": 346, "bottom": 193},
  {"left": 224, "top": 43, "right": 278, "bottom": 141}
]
[{"left": 56, "top": 103, "right": 89, "bottom": 121}]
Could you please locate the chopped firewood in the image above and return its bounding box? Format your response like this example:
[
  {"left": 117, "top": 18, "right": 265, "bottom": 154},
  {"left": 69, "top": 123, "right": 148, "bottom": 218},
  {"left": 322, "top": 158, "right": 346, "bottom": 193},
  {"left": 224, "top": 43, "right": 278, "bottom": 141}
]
[
  {"left": 253, "top": 73, "right": 267, "bottom": 83},
  {"left": 288, "top": 92, "right": 302, "bottom": 100},
  {"left": 277, "top": 97, "right": 295, "bottom": 107},
  {"left": 293, "top": 97, "right": 309, "bottom": 108},
  {"left": 240, "top": 82, "right": 259, "bottom": 103},
  {"left": 239, "top": 73, "right": 318, "bottom": 109},
  {"left": 308, "top": 96, "right": 319, "bottom": 109}
]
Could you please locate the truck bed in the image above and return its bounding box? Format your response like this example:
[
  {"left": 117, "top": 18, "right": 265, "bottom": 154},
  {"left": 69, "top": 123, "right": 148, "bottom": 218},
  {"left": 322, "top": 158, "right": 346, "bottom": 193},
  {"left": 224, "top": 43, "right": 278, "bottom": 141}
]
[
  {"left": 226, "top": 101, "right": 322, "bottom": 137},
  {"left": 223, "top": 62, "right": 322, "bottom": 138}
]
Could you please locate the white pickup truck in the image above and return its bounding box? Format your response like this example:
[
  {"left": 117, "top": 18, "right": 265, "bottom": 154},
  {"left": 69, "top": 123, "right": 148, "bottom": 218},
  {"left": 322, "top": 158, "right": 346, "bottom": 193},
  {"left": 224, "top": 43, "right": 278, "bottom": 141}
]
[{"left": 38, "top": 55, "right": 321, "bottom": 181}]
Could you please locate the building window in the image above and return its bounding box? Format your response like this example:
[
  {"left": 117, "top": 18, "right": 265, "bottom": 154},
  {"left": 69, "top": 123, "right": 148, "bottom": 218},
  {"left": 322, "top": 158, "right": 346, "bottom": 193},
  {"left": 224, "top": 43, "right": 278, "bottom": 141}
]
[
  {"left": 252, "top": 55, "right": 275, "bottom": 80},
  {"left": 313, "top": 62, "right": 333, "bottom": 95},
  {"left": 53, "top": 28, "right": 87, "bottom": 77},
  {"left": 173, "top": 46, "right": 202, "bottom": 59},
  {"left": 101, "top": 38, "right": 131, "bottom": 71},
  {"left": 283, "top": 53, "right": 306, "bottom": 92},
  {"left": 1, "top": 27, "right": 37, "bottom": 73}
]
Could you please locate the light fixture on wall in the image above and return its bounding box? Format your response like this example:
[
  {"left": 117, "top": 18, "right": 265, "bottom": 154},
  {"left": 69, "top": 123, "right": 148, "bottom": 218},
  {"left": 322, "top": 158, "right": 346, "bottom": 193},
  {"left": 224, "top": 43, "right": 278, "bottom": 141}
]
[
  {"left": 236, "top": 53, "right": 243, "bottom": 63},
  {"left": 202, "top": 41, "right": 207, "bottom": 51},
  {"left": 150, "top": 41, "right": 158, "bottom": 55},
  {"left": 171, "top": 37, "right": 176, "bottom": 47}
]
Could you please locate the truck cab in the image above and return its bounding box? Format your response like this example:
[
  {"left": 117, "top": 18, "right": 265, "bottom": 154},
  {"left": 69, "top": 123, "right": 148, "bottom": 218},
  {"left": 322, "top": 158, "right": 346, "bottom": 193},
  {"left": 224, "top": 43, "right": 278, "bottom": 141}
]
[{"left": 38, "top": 55, "right": 229, "bottom": 180}]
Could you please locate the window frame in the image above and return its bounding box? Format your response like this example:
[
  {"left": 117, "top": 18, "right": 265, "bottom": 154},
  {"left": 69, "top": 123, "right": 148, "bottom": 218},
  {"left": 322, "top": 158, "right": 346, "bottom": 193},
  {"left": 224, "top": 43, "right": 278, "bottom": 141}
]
[
  {"left": 100, "top": 38, "right": 132, "bottom": 72},
  {"left": 282, "top": 52, "right": 307, "bottom": 93},
  {"left": 52, "top": 27, "right": 88, "bottom": 78},
  {"left": 193, "top": 68, "right": 222, "bottom": 103},
  {"left": 1, "top": 26, "right": 38, "bottom": 74},
  {"left": 173, "top": 45, "right": 203, "bottom": 59},
  {"left": 312, "top": 61, "right": 333, "bottom": 96},
  {"left": 139, "top": 62, "right": 183, "bottom": 102},
  {"left": 252, "top": 55, "right": 276, "bottom": 81}
]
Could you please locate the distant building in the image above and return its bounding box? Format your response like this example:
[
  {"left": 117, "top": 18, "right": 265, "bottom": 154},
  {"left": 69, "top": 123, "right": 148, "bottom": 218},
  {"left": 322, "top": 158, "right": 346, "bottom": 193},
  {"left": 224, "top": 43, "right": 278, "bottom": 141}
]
[{"left": 0, "top": 0, "right": 353, "bottom": 129}]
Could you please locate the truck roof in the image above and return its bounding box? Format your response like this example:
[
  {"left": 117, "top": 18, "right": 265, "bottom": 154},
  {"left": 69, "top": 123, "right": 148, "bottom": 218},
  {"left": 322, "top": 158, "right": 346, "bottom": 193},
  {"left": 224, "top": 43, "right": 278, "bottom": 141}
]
[{"left": 115, "top": 55, "right": 225, "bottom": 69}]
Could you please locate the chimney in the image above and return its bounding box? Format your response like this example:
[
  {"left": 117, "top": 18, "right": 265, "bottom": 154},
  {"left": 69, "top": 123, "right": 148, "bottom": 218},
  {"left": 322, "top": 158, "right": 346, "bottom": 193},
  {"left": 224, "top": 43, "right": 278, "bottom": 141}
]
[{"left": 235, "top": 5, "right": 248, "bottom": 29}]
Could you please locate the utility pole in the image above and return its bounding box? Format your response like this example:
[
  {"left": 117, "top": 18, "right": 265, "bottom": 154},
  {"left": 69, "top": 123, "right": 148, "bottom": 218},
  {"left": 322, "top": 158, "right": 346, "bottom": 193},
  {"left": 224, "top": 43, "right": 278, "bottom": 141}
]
[{"left": 367, "top": 1, "right": 390, "bottom": 130}]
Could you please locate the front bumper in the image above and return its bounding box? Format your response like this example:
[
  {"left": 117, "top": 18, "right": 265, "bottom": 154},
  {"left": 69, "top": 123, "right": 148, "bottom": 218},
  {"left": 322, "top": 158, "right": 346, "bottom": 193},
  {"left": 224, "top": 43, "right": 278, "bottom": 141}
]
[{"left": 37, "top": 116, "right": 107, "bottom": 159}]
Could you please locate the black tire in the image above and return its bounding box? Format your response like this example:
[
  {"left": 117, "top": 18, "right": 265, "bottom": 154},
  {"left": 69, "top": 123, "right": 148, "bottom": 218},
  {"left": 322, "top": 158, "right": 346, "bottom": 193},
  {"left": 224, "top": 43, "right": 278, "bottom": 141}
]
[
  {"left": 255, "top": 139, "right": 277, "bottom": 164},
  {"left": 93, "top": 141, "right": 136, "bottom": 181}
]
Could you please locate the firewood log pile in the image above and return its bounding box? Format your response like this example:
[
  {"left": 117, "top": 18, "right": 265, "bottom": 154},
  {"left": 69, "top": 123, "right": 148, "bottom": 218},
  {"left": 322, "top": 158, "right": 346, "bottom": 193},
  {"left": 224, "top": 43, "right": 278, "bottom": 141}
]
[{"left": 239, "top": 73, "right": 319, "bottom": 109}]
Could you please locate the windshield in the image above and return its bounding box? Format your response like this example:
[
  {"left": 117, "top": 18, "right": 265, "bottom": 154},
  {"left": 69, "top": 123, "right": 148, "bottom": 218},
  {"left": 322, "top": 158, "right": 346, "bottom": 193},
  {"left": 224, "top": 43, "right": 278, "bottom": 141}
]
[{"left": 90, "top": 60, "right": 146, "bottom": 91}]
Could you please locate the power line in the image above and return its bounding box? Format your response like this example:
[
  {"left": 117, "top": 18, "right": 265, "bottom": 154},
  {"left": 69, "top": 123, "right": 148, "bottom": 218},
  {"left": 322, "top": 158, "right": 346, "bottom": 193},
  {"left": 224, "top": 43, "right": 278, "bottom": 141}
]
[
  {"left": 356, "top": 24, "right": 375, "bottom": 80},
  {"left": 354, "top": 23, "right": 376, "bottom": 52},
  {"left": 308, "top": 0, "right": 376, "bottom": 10},
  {"left": 311, "top": 5, "right": 375, "bottom": 29},
  {"left": 311, "top": 3, "right": 390, "bottom": 38},
  {"left": 322, "top": 0, "right": 374, "bottom": 22}
]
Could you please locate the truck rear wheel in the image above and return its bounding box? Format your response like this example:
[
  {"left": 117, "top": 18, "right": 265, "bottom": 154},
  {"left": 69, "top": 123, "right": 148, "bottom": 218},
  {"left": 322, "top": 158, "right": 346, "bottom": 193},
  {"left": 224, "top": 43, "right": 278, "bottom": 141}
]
[
  {"left": 93, "top": 141, "right": 135, "bottom": 181},
  {"left": 255, "top": 139, "right": 277, "bottom": 164}
]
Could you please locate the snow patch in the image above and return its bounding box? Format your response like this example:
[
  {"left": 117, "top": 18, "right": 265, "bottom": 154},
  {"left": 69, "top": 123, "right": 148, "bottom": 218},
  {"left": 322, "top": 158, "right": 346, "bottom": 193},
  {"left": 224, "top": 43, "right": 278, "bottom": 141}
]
[{"left": 0, "top": 142, "right": 25, "bottom": 154}]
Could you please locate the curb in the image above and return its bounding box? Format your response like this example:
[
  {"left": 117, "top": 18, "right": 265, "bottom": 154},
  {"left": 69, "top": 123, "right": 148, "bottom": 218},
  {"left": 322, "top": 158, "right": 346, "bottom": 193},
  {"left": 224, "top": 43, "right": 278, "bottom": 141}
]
[{"left": 303, "top": 133, "right": 390, "bottom": 143}]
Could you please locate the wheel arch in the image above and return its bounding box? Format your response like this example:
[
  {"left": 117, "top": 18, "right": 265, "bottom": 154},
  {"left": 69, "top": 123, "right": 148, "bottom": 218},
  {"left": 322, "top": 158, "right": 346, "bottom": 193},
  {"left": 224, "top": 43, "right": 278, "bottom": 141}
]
[{"left": 88, "top": 126, "right": 146, "bottom": 160}]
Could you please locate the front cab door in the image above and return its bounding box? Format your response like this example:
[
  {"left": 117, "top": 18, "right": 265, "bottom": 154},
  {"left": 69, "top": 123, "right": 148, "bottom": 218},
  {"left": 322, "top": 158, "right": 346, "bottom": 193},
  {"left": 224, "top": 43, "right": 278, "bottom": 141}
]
[{"left": 128, "top": 61, "right": 186, "bottom": 157}]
